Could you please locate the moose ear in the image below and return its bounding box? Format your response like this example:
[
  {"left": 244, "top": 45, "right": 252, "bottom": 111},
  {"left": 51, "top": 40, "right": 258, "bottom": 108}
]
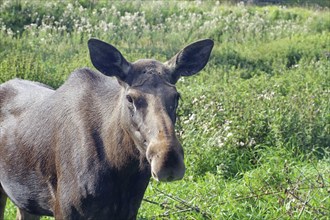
[
  {"left": 88, "top": 38, "right": 130, "bottom": 82},
  {"left": 165, "top": 39, "right": 214, "bottom": 84}
]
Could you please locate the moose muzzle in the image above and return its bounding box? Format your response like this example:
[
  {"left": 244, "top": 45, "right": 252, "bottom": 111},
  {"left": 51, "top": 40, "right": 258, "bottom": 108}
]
[{"left": 146, "top": 139, "right": 185, "bottom": 182}]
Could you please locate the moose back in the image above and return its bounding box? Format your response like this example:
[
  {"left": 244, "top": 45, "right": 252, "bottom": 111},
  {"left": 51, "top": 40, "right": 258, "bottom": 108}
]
[{"left": 0, "top": 39, "right": 213, "bottom": 219}]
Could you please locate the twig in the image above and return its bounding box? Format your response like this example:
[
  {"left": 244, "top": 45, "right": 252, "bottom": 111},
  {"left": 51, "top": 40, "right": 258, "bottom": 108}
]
[
  {"left": 287, "top": 189, "right": 326, "bottom": 216},
  {"left": 154, "top": 208, "right": 195, "bottom": 218},
  {"left": 297, "top": 189, "right": 312, "bottom": 219},
  {"left": 143, "top": 183, "right": 329, "bottom": 219},
  {"left": 143, "top": 198, "right": 168, "bottom": 209},
  {"left": 154, "top": 188, "right": 212, "bottom": 219}
]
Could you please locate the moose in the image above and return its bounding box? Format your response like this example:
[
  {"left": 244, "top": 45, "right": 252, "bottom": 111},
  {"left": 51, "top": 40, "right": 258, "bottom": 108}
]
[{"left": 0, "top": 38, "right": 214, "bottom": 219}]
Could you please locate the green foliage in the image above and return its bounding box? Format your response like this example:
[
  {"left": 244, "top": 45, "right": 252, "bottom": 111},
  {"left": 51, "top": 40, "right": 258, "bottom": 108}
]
[{"left": 0, "top": 1, "right": 329, "bottom": 219}]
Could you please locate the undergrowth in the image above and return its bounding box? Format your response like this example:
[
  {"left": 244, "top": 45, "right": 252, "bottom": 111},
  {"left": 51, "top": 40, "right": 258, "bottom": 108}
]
[{"left": 1, "top": 1, "right": 329, "bottom": 219}]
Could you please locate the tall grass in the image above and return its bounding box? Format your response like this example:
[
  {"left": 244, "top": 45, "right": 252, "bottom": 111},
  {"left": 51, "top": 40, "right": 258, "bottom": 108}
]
[{"left": 1, "top": 1, "right": 329, "bottom": 219}]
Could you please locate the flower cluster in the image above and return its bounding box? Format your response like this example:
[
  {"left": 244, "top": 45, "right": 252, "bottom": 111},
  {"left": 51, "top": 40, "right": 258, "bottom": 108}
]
[{"left": 0, "top": 1, "right": 320, "bottom": 44}]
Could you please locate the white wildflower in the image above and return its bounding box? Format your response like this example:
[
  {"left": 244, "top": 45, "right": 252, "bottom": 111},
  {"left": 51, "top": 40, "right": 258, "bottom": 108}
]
[{"left": 66, "top": 3, "right": 73, "bottom": 11}]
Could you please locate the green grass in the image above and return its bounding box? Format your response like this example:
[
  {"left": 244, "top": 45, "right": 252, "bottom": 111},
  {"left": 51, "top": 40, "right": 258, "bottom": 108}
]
[{"left": 1, "top": 1, "right": 329, "bottom": 219}]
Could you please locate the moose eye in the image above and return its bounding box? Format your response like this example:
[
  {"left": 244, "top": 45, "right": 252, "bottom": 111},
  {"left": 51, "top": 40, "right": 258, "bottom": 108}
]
[{"left": 126, "top": 95, "right": 133, "bottom": 103}]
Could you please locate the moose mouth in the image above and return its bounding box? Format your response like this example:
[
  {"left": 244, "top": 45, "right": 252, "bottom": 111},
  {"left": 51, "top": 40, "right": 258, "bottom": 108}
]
[{"left": 147, "top": 144, "right": 185, "bottom": 182}]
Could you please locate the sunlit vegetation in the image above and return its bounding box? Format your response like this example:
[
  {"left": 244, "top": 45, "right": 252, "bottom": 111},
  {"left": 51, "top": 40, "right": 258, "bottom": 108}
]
[{"left": 1, "top": 1, "right": 329, "bottom": 219}]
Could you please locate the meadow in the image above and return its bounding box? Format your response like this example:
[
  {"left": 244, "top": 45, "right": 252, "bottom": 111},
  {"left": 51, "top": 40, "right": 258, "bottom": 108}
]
[{"left": 0, "top": 0, "right": 329, "bottom": 219}]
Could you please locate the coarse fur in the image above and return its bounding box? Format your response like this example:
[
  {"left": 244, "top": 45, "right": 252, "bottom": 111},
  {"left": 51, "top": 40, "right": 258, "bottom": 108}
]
[{"left": 0, "top": 39, "right": 213, "bottom": 219}]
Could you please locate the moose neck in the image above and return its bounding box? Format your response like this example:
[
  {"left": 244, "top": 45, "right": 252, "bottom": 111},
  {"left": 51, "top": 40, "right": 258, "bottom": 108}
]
[{"left": 69, "top": 84, "right": 151, "bottom": 219}]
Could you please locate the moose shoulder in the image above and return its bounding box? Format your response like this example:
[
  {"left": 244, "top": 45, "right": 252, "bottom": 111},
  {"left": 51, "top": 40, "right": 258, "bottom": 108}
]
[{"left": 0, "top": 39, "right": 213, "bottom": 219}]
